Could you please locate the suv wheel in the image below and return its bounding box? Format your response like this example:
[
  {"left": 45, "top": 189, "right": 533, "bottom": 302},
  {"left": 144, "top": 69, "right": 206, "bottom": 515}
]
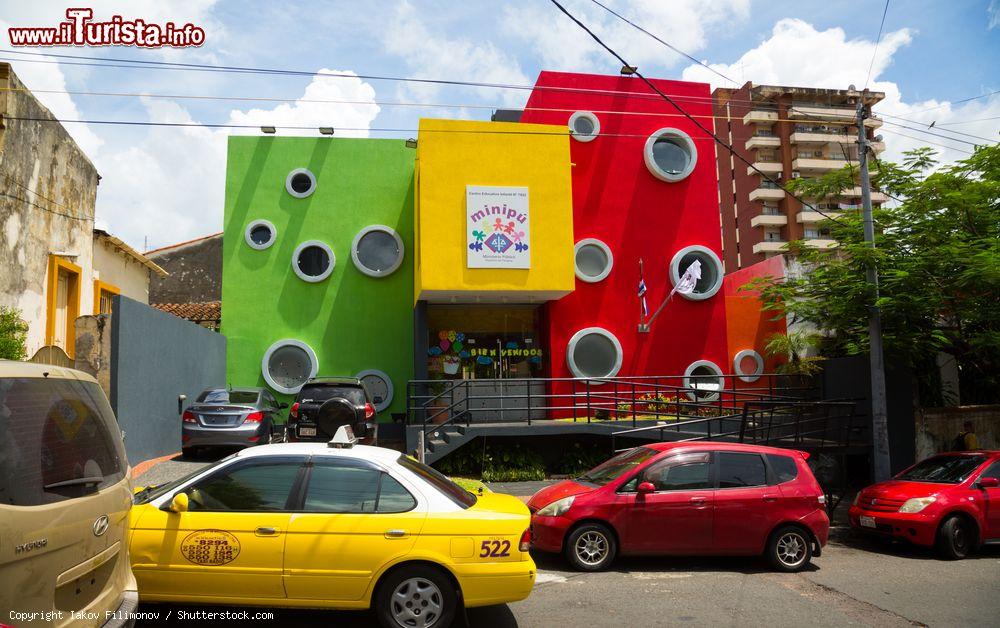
[
  {"left": 767, "top": 525, "right": 813, "bottom": 572},
  {"left": 565, "top": 523, "right": 616, "bottom": 571},
  {"left": 375, "top": 565, "right": 457, "bottom": 628},
  {"left": 936, "top": 515, "right": 973, "bottom": 560}
]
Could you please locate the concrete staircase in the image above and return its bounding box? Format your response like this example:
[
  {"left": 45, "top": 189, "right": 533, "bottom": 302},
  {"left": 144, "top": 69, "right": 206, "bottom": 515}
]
[{"left": 418, "top": 424, "right": 476, "bottom": 465}]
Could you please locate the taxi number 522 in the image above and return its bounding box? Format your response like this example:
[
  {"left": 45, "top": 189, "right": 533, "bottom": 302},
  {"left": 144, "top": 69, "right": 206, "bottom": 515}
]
[{"left": 479, "top": 539, "right": 511, "bottom": 558}]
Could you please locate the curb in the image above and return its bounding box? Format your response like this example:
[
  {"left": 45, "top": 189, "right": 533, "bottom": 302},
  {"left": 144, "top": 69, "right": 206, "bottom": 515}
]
[{"left": 130, "top": 452, "right": 181, "bottom": 479}]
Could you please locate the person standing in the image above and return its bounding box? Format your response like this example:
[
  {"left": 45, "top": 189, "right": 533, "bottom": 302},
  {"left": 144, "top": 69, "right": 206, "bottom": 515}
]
[{"left": 951, "top": 420, "right": 980, "bottom": 451}]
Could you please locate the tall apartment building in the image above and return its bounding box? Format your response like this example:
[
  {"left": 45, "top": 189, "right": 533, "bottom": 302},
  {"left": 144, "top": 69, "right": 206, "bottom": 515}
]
[{"left": 713, "top": 83, "right": 887, "bottom": 271}]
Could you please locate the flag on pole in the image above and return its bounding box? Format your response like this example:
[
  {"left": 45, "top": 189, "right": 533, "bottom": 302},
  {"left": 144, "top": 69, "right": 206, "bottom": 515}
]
[
  {"left": 638, "top": 259, "right": 649, "bottom": 319},
  {"left": 669, "top": 259, "right": 702, "bottom": 299}
]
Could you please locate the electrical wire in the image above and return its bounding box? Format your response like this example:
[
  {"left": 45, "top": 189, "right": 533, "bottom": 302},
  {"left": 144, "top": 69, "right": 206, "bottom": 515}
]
[
  {"left": 865, "top": 0, "right": 891, "bottom": 88},
  {"left": 545, "top": 0, "right": 850, "bottom": 228},
  {"left": 878, "top": 128, "right": 974, "bottom": 154},
  {"left": 3, "top": 173, "right": 78, "bottom": 213},
  {"left": 584, "top": 0, "right": 738, "bottom": 85},
  {"left": 880, "top": 120, "right": 985, "bottom": 146},
  {"left": 879, "top": 112, "right": 997, "bottom": 144},
  {"left": 0, "top": 191, "right": 93, "bottom": 221}
]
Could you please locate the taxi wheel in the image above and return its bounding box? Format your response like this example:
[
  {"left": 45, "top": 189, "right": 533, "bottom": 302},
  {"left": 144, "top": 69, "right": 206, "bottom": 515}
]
[
  {"left": 767, "top": 525, "right": 813, "bottom": 572},
  {"left": 565, "top": 523, "right": 616, "bottom": 571},
  {"left": 374, "top": 564, "right": 457, "bottom": 628},
  {"left": 936, "top": 515, "right": 973, "bottom": 560}
]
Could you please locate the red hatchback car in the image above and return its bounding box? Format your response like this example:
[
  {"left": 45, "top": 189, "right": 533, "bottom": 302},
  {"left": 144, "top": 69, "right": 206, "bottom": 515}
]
[
  {"left": 528, "top": 442, "right": 829, "bottom": 572},
  {"left": 849, "top": 451, "right": 1000, "bottom": 559}
]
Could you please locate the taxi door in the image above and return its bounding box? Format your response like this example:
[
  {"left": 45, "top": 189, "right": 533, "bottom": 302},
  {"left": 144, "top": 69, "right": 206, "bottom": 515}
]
[
  {"left": 130, "top": 456, "right": 306, "bottom": 601},
  {"left": 283, "top": 458, "right": 427, "bottom": 602}
]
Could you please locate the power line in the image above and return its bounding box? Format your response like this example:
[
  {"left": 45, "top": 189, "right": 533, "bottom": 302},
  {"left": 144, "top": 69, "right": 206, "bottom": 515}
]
[
  {"left": 878, "top": 128, "right": 974, "bottom": 154},
  {"left": 880, "top": 120, "right": 986, "bottom": 146},
  {"left": 879, "top": 112, "right": 998, "bottom": 143},
  {"left": 937, "top": 115, "right": 1000, "bottom": 126},
  {"left": 905, "top": 89, "right": 1000, "bottom": 115},
  {"left": 865, "top": 0, "right": 891, "bottom": 88},
  {"left": 585, "top": 0, "right": 738, "bottom": 85},
  {"left": 3, "top": 173, "right": 80, "bottom": 213},
  {"left": 0, "top": 191, "right": 93, "bottom": 221},
  {"left": 545, "top": 0, "right": 850, "bottom": 228}
]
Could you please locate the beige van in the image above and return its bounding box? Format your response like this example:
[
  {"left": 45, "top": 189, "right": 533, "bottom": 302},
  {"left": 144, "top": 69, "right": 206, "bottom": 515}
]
[{"left": 0, "top": 361, "right": 137, "bottom": 627}]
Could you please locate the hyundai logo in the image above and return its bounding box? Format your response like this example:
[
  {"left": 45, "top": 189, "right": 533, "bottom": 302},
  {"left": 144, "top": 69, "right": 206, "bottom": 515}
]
[{"left": 93, "top": 515, "right": 110, "bottom": 537}]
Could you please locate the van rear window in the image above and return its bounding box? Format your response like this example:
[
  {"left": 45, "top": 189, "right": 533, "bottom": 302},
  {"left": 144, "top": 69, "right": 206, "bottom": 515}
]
[{"left": 0, "top": 377, "right": 126, "bottom": 506}]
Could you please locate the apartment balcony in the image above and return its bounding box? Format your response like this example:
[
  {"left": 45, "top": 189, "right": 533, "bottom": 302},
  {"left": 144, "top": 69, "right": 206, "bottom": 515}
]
[
  {"left": 790, "top": 131, "right": 853, "bottom": 144},
  {"left": 797, "top": 211, "right": 842, "bottom": 223},
  {"left": 747, "top": 162, "right": 783, "bottom": 176},
  {"left": 792, "top": 157, "right": 850, "bottom": 172},
  {"left": 803, "top": 239, "right": 838, "bottom": 250},
  {"left": 753, "top": 241, "right": 788, "bottom": 254},
  {"left": 865, "top": 116, "right": 883, "bottom": 129},
  {"left": 869, "top": 140, "right": 886, "bottom": 152},
  {"left": 751, "top": 214, "right": 788, "bottom": 227},
  {"left": 840, "top": 187, "right": 888, "bottom": 202},
  {"left": 745, "top": 135, "right": 781, "bottom": 150},
  {"left": 743, "top": 110, "right": 779, "bottom": 125},
  {"left": 789, "top": 105, "right": 855, "bottom": 122},
  {"left": 749, "top": 187, "right": 786, "bottom": 202}
]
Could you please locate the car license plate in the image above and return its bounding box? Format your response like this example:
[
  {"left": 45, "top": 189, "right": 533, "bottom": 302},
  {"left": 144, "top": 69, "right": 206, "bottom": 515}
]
[
  {"left": 299, "top": 427, "right": 317, "bottom": 437},
  {"left": 860, "top": 515, "right": 876, "bottom": 529}
]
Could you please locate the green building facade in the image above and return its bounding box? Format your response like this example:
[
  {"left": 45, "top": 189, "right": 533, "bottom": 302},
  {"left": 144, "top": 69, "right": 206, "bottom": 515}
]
[{"left": 222, "top": 136, "right": 415, "bottom": 418}]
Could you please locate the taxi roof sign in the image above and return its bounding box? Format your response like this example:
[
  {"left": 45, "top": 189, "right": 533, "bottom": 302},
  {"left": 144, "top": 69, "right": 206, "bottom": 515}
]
[{"left": 328, "top": 425, "right": 359, "bottom": 448}]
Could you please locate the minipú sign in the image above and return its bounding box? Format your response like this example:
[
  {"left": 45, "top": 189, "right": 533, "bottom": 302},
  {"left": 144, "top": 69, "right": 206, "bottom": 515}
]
[{"left": 466, "top": 185, "right": 530, "bottom": 269}]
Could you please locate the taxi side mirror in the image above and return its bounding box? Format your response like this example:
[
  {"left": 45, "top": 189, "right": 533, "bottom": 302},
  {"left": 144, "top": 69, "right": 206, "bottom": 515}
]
[
  {"left": 978, "top": 476, "right": 999, "bottom": 489},
  {"left": 167, "top": 492, "right": 189, "bottom": 513},
  {"left": 637, "top": 481, "right": 655, "bottom": 495}
]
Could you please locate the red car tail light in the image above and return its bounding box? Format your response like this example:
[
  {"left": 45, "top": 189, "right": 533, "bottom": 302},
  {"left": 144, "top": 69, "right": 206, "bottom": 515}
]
[
  {"left": 289, "top": 402, "right": 299, "bottom": 419},
  {"left": 243, "top": 411, "right": 264, "bottom": 424},
  {"left": 182, "top": 411, "right": 197, "bottom": 424},
  {"left": 364, "top": 402, "right": 375, "bottom": 420},
  {"left": 519, "top": 528, "right": 532, "bottom": 552}
]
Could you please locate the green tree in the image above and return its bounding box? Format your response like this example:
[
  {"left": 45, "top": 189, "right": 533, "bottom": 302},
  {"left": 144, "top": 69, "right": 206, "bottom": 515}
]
[
  {"left": 746, "top": 145, "right": 1000, "bottom": 403},
  {"left": 0, "top": 306, "right": 29, "bottom": 360},
  {"left": 764, "top": 330, "right": 824, "bottom": 376}
]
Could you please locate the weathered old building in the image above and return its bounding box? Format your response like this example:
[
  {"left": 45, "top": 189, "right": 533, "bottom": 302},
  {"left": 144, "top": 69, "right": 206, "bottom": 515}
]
[
  {"left": 0, "top": 62, "right": 100, "bottom": 359},
  {"left": 146, "top": 232, "right": 222, "bottom": 303}
]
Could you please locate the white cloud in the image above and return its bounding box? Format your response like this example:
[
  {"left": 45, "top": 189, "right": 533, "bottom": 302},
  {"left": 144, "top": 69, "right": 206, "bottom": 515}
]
[
  {"left": 382, "top": 1, "right": 531, "bottom": 107},
  {"left": 681, "top": 18, "right": 999, "bottom": 165},
  {"left": 503, "top": 0, "right": 750, "bottom": 78},
  {"left": 989, "top": 1, "right": 1000, "bottom": 29},
  {"left": 94, "top": 71, "right": 382, "bottom": 250}
]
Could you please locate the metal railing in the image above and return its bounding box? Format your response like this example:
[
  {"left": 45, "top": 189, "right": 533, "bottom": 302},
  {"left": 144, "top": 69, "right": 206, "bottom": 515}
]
[{"left": 406, "top": 374, "right": 818, "bottom": 448}]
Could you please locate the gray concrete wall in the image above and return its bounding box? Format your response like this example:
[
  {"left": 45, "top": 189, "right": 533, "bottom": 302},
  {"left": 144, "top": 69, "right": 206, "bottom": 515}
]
[
  {"left": 111, "top": 296, "right": 226, "bottom": 463},
  {"left": 915, "top": 405, "right": 1000, "bottom": 460},
  {"left": 0, "top": 63, "right": 100, "bottom": 355},
  {"left": 147, "top": 233, "right": 222, "bottom": 303}
]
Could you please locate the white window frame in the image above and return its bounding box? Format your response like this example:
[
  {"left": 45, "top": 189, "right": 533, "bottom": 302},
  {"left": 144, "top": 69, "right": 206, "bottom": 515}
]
[
  {"left": 566, "top": 327, "right": 623, "bottom": 383},
  {"left": 669, "top": 245, "right": 724, "bottom": 301},
  {"left": 351, "top": 225, "right": 405, "bottom": 278},
  {"left": 733, "top": 349, "right": 765, "bottom": 383},
  {"left": 244, "top": 219, "right": 277, "bottom": 251},
  {"left": 683, "top": 360, "right": 724, "bottom": 401},
  {"left": 568, "top": 111, "right": 600, "bottom": 143},
  {"left": 285, "top": 168, "right": 317, "bottom": 199},
  {"left": 292, "top": 240, "right": 335, "bottom": 283},
  {"left": 356, "top": 369, "right": 394, "bottom": 412},
  {"left": 261, "top": 339, "right": 319, "bottom": 395},
  {"left": 644, "top": 127, "right": 698, "bottom": 182},
  {"left": 573, "top": 238, "right": 614, "bottom": 283}
]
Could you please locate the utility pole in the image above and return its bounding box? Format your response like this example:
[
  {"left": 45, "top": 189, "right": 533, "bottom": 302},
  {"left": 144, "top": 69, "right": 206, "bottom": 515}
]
[{"left": 856, "top": 88, "right": 892, "bottom": 482}]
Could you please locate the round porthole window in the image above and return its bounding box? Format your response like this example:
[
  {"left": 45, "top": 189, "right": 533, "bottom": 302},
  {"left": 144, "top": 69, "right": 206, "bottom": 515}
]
[
  {"left": 262, "top": 339, "right": 318, "bottom": 394},
  {"left": 351, "top": 225, "right": 404, "bottom": 278},
  {"left": 568, "top": 111, "right": 600, "bottom": 143},
  {"left": 244, "top": 219, "right": 277, "bottom": 250},
  {"left": 292, "top": 240, "right": 335, "bottom": 282},
  {"left": 574, "top": 238, "right": 613, "bottom": 283},
  {"left": 669, "top": 245, "right": 724, "bottom": 301},
  {"left": 684, "top": 360, "right": 724, "bottom": 401},
  {"left": 566, "top": 327, "right": 623, "bottom": 382},
  {"left": 644, "top": 128, "right": 697, "bottom": 182},
  {"left": 357, "top": 369, "right": 393, "bottom": 412},
  {"left": 734, "top": 349, "right": 764, "bottom": 383},
  {"left": 285, "top": 168, "right": 317, "bottom": 198}
]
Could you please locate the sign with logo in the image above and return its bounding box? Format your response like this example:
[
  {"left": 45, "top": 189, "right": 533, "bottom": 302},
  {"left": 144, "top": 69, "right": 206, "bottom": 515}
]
[
  {"left": 180, "top": 530, "right": 241, "bottom": 565},
  {"left": 467, "top": 185, "right": 530, "bottom": 269}
]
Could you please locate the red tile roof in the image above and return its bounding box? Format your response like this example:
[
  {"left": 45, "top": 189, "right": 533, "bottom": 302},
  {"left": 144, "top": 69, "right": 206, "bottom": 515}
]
[{"left": 152, "top": 301, "right": 221, "bottom": 323}]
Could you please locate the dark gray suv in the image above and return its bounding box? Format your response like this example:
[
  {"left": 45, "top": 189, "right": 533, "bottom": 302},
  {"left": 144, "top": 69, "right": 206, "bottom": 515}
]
[{"left": 286, "top": 377, "right": 378, "bottom": 444}]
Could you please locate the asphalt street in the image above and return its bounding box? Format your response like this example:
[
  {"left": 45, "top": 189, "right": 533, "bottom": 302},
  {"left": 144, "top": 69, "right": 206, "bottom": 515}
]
[{"left": 133, "top": 456, "right": 1000, "bottom": 627}]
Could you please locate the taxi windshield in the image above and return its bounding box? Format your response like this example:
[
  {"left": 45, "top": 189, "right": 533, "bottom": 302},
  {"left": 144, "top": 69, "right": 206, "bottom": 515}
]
[
  {"left": 576, "top": 447, "right": 658, "bottom": 486},
  {"left": 895, "top": 454, "right": 986, "bottom": 484},
  {"left": 133, "top": 454, "right": 236, "bottom": 504}
]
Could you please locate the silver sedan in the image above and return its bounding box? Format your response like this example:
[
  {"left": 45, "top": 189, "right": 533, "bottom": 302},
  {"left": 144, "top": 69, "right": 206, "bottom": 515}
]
[{"left": 181, "top": 387, "right": 286, "bottom": 456}]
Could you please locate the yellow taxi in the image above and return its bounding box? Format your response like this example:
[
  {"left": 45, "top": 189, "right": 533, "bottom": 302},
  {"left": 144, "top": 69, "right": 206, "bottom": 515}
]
[{"left": 128, "top": 429, "right": 535, "bottom": 627}]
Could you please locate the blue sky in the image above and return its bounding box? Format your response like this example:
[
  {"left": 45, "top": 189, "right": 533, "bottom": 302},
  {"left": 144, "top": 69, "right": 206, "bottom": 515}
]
[{"left": 2, "top": 1, "right": 998, "bottom": 249}]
